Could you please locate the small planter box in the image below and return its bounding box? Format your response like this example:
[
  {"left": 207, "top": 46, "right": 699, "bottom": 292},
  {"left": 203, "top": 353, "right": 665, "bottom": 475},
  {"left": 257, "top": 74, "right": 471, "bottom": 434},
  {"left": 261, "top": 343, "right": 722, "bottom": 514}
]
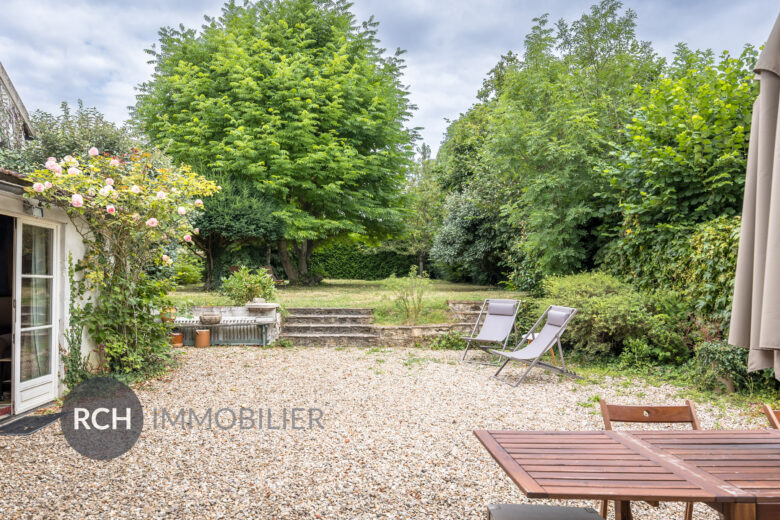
[{"left": 173, "top": 304, "right": 279, "bottom": 346}]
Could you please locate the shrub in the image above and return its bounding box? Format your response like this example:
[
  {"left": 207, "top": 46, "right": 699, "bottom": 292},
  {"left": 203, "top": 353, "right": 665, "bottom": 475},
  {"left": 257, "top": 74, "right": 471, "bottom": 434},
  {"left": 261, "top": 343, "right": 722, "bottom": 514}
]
[
  {"left": 382, "top": 266, "right": 432, "bottom": 324},
  {"left": 309, "top": 242, "right": 416, "bottom": 280},
  {"left": 220, "top": 266, "right": 278, "bottom": 305},
  {"left": 174, "top": 251, "right": 204, "bottom": 286},
  {"left": 538, "top": 272, "right": 689, "bottom": 363},
  {"left": 693, "top": 341, "right": 780, "bottom": 394}
]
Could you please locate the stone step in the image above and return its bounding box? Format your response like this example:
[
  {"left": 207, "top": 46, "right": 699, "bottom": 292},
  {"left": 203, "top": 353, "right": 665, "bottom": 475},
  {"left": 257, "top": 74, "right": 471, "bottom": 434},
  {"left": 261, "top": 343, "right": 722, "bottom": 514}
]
[
  {"left": 282, "top": 323, "right": 375, "bottom": 335},
  {"left": 285, "top": 307, "right": 373, "bottom": 316},
  {"left": 448, "top": 300, "right": 485, "bottom": 313},
  {"left": 280, "top": 333, "right": 377, "bottom": 347},
  {"left": 284, "top": 314, "right": 373, "bottom": 325}
]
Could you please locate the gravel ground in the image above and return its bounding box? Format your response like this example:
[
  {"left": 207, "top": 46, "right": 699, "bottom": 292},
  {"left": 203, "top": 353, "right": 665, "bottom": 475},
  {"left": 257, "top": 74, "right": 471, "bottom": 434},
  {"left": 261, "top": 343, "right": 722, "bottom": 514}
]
[{"left": 0, "top": 347, "right": 766, "bottom": 519}]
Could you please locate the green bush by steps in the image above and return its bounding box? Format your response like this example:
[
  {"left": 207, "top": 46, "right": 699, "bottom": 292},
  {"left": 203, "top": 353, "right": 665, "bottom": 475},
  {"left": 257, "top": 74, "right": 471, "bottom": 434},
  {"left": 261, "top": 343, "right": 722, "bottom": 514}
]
[
  {"left": 309, "top": 242, "right": 417, "bottom": 280},
  {"left": 532, "top": 272, "right": 690, "bottom": 363}
]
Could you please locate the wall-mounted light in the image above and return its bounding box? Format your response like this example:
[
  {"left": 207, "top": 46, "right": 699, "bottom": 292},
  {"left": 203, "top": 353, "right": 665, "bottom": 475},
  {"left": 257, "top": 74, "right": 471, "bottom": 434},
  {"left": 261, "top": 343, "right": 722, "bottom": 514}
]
[{"left": 22, "top": 200, "right": 43, "bottom": 218}]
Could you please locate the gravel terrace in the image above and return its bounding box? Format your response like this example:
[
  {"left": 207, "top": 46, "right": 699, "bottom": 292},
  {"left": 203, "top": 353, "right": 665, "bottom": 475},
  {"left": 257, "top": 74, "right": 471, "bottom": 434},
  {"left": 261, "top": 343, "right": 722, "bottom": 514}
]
[{"left": 0, "top": 347, "right": 765, "bottom": 520}]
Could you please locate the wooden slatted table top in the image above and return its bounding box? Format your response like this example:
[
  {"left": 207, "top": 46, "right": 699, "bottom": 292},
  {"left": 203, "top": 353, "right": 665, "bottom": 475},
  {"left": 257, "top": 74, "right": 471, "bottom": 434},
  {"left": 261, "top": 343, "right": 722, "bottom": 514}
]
[{"left": 474, "top": 429, "right": 780, "bottom": 504}]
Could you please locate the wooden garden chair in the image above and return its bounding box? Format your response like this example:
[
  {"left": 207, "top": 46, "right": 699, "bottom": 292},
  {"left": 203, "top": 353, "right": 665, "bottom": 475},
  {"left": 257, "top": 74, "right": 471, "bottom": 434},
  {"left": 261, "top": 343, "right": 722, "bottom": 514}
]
[
  {"left": 598, "top": 399, "right": 701, "bottom": 520},
  {"left": 763, "top": 404, "right": 780, "bottom": 429}
]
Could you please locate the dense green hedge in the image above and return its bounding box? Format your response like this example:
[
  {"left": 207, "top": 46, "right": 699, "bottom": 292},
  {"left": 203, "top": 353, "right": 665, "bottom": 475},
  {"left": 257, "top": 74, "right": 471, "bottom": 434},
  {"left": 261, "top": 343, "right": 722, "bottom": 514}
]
[
  {"left": 309, "top": 243, "right": 417, "bottom": 280},
  {"left": 601, "top": 216, "right": 740, "bottom": 332}
]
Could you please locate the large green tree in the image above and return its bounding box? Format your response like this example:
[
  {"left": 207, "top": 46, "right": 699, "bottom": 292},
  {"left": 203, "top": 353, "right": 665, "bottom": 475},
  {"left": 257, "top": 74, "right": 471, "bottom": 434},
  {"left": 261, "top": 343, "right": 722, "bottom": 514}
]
[
  {"left": 607, "top": 44, "right": 757, "bottom": 229},
  {"left": 135, "top": 0, "right": 415, "bottom": 283},
  {"left": 433, "top": 0, "right": 663, "bottom": 281}
]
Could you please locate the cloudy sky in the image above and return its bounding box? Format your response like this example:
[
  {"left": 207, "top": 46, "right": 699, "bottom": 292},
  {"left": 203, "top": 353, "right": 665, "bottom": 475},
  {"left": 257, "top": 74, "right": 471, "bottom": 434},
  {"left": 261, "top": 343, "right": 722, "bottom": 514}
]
[{"left": 0, "top": 0, "right": 777, "bottom": 154}]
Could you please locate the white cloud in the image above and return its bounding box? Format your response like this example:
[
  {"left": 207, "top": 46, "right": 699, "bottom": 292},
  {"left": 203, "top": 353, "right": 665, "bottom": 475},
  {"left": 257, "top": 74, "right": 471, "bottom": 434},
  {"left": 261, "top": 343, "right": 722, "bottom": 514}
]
[{"left": 0, "top": 0, "right": 776, "bottom": 154}]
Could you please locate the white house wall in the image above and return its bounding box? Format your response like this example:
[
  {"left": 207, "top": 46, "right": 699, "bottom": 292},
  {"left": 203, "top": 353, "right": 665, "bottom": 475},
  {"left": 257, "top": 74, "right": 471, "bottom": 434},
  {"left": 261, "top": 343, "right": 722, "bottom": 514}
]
[{"left": 0, "top": 191, "right": 90, "bottom": 398}]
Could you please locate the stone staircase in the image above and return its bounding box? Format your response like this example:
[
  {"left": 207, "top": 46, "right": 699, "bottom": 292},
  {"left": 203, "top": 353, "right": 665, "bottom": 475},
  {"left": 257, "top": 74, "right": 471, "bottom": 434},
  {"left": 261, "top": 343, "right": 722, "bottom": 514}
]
[
  {"left": 447, "top": 300, "right": 485, "bottom": 326},
  {"left": 281, "top": 308, "right": 377, "bottom": 346}
]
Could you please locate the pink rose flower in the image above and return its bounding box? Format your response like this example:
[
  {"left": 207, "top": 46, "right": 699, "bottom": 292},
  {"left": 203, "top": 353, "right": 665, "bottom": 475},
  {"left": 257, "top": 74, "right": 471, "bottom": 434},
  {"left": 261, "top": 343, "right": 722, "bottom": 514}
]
[
  {"left": 105, "top": 178, "right": 114, "bottom": 186},
  {"left": 64, "top": 155, "right": 74, "bottom": 163},
  {"left": 47, "top": 157, "right": 55, "bottom": 162},
  {"left": 156, "top": 191, "right": 166, "bottom": 200},
  {"left": 183, "top": 234, "right": 192, "bottom": 243},
  {"left": 194, "top": 199, "right": 203, "bottom": 207},
  {"left": 32, "top": 182, "right": 45, "bottom": 193},
  {"left": 88, "top": 147, "right": 99, "bottom": 156},
  {"left": 132, "top": 213, "right": 141, "bottom": 221},
  {"left": 45, "top": 160, "right": 58, "bottom": 171},
  {"left": 106, "top": 205, "right": 116, "bottom": 214},
  {"left": 98, "top": 186, "right": 112, "bottom": 197},
  {"left": 145, "top": 218, "right": 158, "bottom": 227},
  {"left": 67, "top": 167, "right": 81, "bottom": 175},
  {"left": 109, "top": 158, "right": 120, "bottom": 167},
  {"left": 193, "top": 228, "right": 200, "bottom": 235},
  {"left": 112, "top": 192, "right": 119, "bottom": 200},
  {"left": 130, "top": 185, "right": 141, "bottom": 194},
  {"left": 44, "top": 181, "right": 52, "bottom": 189},
  {"left": 71, "top": 194, "right": 84, "bottom": 208},
  {"left": 162, "top": 254, "right": 170, "bottom": 262},
  {"left": 177, "top": 206, "right": 186, "bottom": 215}
]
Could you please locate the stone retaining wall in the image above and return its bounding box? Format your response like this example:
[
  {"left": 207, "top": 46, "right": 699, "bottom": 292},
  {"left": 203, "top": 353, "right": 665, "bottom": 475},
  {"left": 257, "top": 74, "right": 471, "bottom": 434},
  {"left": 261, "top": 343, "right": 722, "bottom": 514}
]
[{"left": 373, "top": 323, "right": 472, "bottom": 347}]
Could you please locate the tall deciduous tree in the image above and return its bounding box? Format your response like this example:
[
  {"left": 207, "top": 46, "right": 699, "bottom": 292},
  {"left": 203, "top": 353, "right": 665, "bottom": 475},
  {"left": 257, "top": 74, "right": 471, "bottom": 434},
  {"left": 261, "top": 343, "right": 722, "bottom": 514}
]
[{"left": 135, "top": 0, "right": 415, "bottom": 283}]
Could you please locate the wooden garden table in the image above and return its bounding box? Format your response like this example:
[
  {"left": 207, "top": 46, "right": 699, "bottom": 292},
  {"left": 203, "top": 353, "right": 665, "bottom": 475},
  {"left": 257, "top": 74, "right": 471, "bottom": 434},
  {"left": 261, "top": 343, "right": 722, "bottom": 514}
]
[{"left": 474, "top": 429, "right": 780, "bottom": 520}]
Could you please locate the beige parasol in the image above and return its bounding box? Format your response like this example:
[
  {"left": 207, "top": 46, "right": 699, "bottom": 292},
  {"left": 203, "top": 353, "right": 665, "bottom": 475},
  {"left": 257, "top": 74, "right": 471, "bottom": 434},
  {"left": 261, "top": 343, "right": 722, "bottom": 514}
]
[{"left": 729, "top": 12, "right": 780, "bottom": 380}]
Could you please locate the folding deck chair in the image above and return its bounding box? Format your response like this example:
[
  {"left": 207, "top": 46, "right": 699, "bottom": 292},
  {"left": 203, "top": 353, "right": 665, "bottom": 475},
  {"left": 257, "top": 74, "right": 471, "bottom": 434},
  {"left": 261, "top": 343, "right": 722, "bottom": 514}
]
[
  {"left": 491, "top": 305, "right": 577, "bottom": 386},
  {"left": 460, "top": 299, "right": 521, "bottom": 364}
]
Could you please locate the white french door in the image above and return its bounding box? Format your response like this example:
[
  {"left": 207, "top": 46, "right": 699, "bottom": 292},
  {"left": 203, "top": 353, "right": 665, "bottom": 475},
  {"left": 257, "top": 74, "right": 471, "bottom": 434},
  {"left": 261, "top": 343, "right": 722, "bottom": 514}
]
[{"left": 13, "top": 219, "right": 58, "bottom": 413}]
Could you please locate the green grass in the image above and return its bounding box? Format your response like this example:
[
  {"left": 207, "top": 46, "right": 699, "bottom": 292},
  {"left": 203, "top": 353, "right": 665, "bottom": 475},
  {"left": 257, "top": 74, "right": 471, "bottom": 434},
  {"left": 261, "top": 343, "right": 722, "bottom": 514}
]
[
  {"left": 571, "top": 358, "right": 780, "bottom": 413},
  {"left": 170, "top": 278, "right": 521, "bottom": 325}
]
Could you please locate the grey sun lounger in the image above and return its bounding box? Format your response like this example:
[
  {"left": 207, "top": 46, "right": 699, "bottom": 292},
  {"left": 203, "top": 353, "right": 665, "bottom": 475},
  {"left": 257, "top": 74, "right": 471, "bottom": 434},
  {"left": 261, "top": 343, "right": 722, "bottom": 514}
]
[
  {"left": 461, "top": 299, "right": 521, "bottom": 364},
  {"left": 491, "top": 305, "right": 577, "bottom": 386}
]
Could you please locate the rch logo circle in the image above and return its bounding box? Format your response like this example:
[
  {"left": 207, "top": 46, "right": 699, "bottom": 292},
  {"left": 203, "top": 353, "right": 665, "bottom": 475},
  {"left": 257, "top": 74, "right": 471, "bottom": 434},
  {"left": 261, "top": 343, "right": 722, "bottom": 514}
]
[{"left": 60, "top": 377, "right": 144, "bottom": 460}]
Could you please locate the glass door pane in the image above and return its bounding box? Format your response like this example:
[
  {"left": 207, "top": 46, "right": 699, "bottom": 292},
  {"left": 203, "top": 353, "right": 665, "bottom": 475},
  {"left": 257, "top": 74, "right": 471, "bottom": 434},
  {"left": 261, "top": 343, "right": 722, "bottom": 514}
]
[
  {"left": 19, "top": 224, "right": 53, "bottom": 382},
  {"left": 20, "top": 328, "right": 51, "bottom": 381},
  {"left": 21, "top": 226, "right": 52, "bottom": 275},
  {"left": 21, "top": 277, "right": 51, "bottom": 328}
]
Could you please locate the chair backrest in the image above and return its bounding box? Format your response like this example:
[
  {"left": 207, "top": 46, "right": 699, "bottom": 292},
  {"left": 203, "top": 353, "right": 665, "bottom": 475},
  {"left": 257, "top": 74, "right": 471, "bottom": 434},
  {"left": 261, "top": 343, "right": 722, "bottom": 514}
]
[
  {"left": 599, "top": 399, "right": 701, "bottom": 430},
  {"left": 513, "top": 305, "right": 577, "bottom": 358},
  {"left": 474, "top": 299, "right": 519, "bottom": 343},
  {"left": 763, "top": 404, "right": 780, "bottom": 429}
]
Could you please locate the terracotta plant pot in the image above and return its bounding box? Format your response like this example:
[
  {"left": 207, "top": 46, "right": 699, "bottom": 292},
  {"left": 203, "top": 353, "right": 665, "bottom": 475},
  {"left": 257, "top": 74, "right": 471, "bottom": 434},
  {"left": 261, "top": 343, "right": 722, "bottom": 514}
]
[
  {"left": 160, "top": 307, "right": 176, "bottom": 323},
  {"left": 195, "top": 329, "right": 210, "bottom": 348},
  {"left": 170, "top": 332, "right": 184, "bottom": 347}
]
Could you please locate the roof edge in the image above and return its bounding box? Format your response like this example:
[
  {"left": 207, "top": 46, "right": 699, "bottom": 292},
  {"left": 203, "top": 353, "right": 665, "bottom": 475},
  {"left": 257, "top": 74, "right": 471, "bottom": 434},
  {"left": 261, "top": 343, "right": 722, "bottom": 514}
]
[{"left": 0, "top": 61, "right": 34, "bottom": 138}]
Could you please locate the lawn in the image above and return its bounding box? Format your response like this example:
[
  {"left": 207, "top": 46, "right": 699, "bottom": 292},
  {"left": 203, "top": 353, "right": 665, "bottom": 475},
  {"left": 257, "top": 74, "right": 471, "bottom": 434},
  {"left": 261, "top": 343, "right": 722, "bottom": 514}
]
[{"left": 171, "top": 279, "right": 522, "bottom": 325}]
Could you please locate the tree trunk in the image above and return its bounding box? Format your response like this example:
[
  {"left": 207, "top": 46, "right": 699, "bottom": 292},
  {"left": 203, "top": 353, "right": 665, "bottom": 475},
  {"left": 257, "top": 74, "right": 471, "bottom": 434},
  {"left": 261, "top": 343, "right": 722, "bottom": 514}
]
[
  {"left": 278, "top": 238, "right": 299, "bottom": 283},
  {"left": 418, "top": 251, "right": 425, "bottom": 274},
  {"left": 297, "top": 239, "right": 308, "bottom": 279}
]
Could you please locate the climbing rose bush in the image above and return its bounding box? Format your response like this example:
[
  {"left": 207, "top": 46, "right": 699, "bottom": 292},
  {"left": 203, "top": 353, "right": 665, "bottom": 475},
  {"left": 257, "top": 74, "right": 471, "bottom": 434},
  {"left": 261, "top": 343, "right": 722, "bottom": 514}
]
[{"left": 24, "top": 149, "right": 219, "bottom": 375}]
